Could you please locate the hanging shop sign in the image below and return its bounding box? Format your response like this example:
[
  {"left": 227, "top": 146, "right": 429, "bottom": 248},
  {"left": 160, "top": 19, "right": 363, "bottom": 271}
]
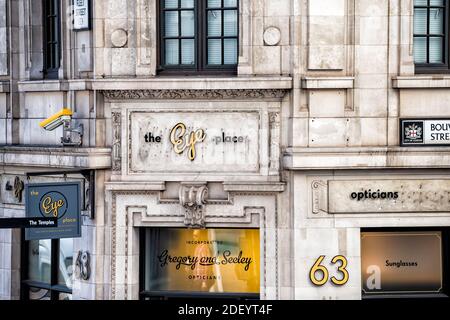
[
  {"left": 361, "top": 232, "right": 443, "bottom": 295},
  {"left": 25, "top": 182, "right": 82, "bottom": 240},
  {"left": 130, "top": 111, "right": 260, "bottom": 173},
  {"left": 400, "top": 119, "right": 450, "bottom": 146},
  {"left": 144, "top": 228, "right": 260, "bottom": 294},
  {"left": 328, "top": 179, "right": 450, "bottom": 213},
  {"left": 72, "top": 0, "right": 90, "bottom": 31}
]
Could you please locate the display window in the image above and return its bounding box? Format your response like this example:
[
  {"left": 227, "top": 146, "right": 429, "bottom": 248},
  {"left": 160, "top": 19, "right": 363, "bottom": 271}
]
[{"left": 140, "top": 228, "right": 260, "bottom": 300}]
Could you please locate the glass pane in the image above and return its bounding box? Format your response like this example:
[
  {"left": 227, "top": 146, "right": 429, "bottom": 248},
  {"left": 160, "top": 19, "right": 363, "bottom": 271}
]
[
  {"left": 181, "top": 39, "right": 195, "bottom": 65},
  {"left": 165, "top": 39, "right": 179, "bottom": 65},
  {"left": 224, "top": 10, "right": 237, "bottom": 36},
  {"left": 181, "top": 10, "right": 195, "bottom": 37},
  {"left": 164, "top": 0, "right": 178, "bottom": 8},
  {"left": 430, "top": 37, "right": 443, "bottom": 63},
  {"left": 165, "top": 11, "right": 179, "bottom": 37},
  {"left": 29, "top": 287, "right": 51, "bottom": 300},
  {"left": 181, "top": 0, "right": 194, "bottom": 8},
  {"left": 59, "top": 292, "right": 73, "bottom": 300},
  {"left": 208, "top": 10, "right": 222, "bottom": 36},
  {"left": 224, "top": 39, "right": 237, "bottom": 64},
  {"left": 414, "top": 37, "right": 427, "bottom": 63},
  {"left": 208, "top": 0, "right": 222, "bottom": 8},
  {"left": 224, "top": 0, "right": 238, "bottom": 7},
  {"left": 58, "top": 238, "right": 74, "bottom": 289},
  {"left": 430, "top": 8, "right": 444, "bottom": 34},
  {"left": 208, "top": 39, "right": 222, "bottom": 65},
  {"left": 28, "top": 239, "right": 52, "bottom": 284},
  {"left": 430, "top": 0, "right": 444, "bottom": 5},
  {"left": 414, "top": 8, "right": 427, "bottom": 34},
  {"left": 414, "top": 0, "right": 427, "bottom": 5}
]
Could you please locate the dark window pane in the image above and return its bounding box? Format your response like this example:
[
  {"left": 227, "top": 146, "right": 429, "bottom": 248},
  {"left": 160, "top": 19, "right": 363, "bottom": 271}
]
[
  {"left": 181, "top": 39, "right": 195, "bottom": 65},
  {"left": 224, "top": 0, "right": 238, "bottom": 7},
  {"left": 165, "top": 11, "right": 179, "bottom": 37},
  {"left": 165, "top": 39, "right": 179, "bottom": 64},
  {"left": 164, "top": 0, "right": 178, "bottom": 8},
  {"left": 414, "top": 8, "right": 427, "bottom": 34},
  {"left": 224, "top": 39, "right": 237, "bottom": 64},
  {"left": 224, "top": 10, "right": 238, "bottom": 36},
  {"left": 414, "top": 0, "right": 428, "bottom": 5},
  {"left": 208, "top": 0, "right": 222, "bottom": 8},
  {"left": 181, "top": 10, "right": 195, "bottom": 37},
  {"left": 430, "top": 37, "right": 444, "bottom": 63},
  {"left": 58, "top": 238, "right": 74, "bottom": 289},
  {"left": 208, "top": 11, "right": 222, "bottom": 36},
  {"left": 430, "top": 0, "right": 444, "bottom": 5},
  {"left": 208, "top": 39, "right": 222, "bottom": 64},
  {"left": 28, "top": 239, "right": 52, "bottom": 284},
  {"left": 414, "top": 37, "right": 427, "bottom": 63},
  {"left": 429, "top": 8, "right": 444, "bottom": 34},
  {"left": 181, "top": 0, "right": 194, "bottom": 8}
]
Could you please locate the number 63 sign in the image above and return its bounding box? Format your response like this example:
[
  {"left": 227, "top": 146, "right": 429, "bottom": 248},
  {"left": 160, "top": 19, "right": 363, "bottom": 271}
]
[{"left": 309, "top": 255, "right": 349, "bottom": 286}]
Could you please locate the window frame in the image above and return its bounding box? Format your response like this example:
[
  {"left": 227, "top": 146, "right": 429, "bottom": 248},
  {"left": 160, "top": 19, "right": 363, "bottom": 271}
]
[
  {"left": 42, "top": 0, "right": 61, "bottom": 79},
  {"left": 20, "top": 234, "right": 73, "bottom": 301},
  {"left": 157, "top": 0, "right": 239, "bottom": 75},
  {"left": 414, "top": 0, "right": 450, "bottom": 73}
]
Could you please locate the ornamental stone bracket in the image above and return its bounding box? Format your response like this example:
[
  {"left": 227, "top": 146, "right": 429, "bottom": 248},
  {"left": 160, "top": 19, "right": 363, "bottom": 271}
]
[
  {"left": 179, "top": 182, "right": 208, "bottom": 229},
  {"left": 101, "top": 89, "right": 289, "bottom": 100},
  {"left": 311, "top": 180, "right": 328, "bottom": 216}
]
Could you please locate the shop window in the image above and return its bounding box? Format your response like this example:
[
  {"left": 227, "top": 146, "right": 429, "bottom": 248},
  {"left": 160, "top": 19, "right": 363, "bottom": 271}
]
[
  {"left": 414, "top": 0, "right": 450, "bottom": 73},
  {"left": 43, "top": 0, "right": 61, "bottom": 79},
  {"left": 158, "top": 0, "right": 239, "bottom": 75},
  {"left": 140, "top": 228, "right": 259, "bottom": 300},
  {"left": 361, "top": 229, "right": 449, "bottom": 298},
  {"left": 21, "top": 238, "right": 74, "bottom": 300}
]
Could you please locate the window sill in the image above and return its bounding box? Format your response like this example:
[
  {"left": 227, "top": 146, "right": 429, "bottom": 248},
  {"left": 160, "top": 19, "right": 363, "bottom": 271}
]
[
  {"left": 301, "top": 77, "right": 354, "bottom": 89},
  {"left": 93, "top": 76, "right": 293, "bottom": 91},
  {"left": 0, "top": 81, "right": 9, "bottom": 93},
  {"left": 393, "top": 76, "right": 450, "bottom": 89}
]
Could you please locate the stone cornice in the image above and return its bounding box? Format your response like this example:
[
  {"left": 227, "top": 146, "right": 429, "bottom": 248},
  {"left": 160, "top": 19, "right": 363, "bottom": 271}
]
[{"left": 101, "top": 89, "right": 289, "bottom": 100}]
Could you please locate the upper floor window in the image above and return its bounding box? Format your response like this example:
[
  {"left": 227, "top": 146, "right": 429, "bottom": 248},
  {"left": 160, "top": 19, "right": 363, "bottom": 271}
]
[
  {"left": 414, "top": 0, "right": 449, "bottom": 73},
  {"left": 159, "top": 0, "right": 239, "bottom": 75},
  {"left": 43, "top": 0, "right": 61, "bottom": 79}
]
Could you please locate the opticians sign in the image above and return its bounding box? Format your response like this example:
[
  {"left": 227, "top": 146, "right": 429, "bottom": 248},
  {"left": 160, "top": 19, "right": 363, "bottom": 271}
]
[
  {"left": 400, "top": 119, "right": 450, "bottom": 146},
  {"left": 145, "top": 228, "right": 260, "bottom": 294},
  {"left": 25, "top": 182, "right": 82, "bottom": 240},
  {"left": 130, "top": 111, "right": 260, "bottom": 173}
]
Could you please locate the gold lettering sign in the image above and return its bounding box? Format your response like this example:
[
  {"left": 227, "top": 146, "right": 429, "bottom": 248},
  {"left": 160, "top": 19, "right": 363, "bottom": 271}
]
[
  {"left": 170, "top": 123, "right": 206, "bottom": 161},
  {"left": 145, "top": 228, "right": 260, "bottom": 294},
  {"left": 41, "top": 196, "right": 65, "bottom": 217}
]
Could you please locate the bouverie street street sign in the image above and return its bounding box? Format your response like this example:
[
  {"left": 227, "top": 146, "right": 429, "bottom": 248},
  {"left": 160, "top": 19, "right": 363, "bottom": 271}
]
[
  {"left": 25, "top": 182, "right": 82, "bottom": 240},
  {"left": 0, "top": 217, "right": 57, "bottom": 229},
  {"left": 400, "top": 119, "right": 450, "bottom": 146}
]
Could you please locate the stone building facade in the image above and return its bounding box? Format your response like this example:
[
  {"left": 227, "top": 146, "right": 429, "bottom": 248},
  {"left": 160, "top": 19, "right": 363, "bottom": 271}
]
[{"left": 1, "top": 0, "right": 450, "bottom": 300}]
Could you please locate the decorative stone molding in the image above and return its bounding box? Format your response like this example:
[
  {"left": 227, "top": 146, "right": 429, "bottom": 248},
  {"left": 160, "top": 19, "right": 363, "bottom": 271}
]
[
  {"left": 111, "top": 29, "right": 128, "bottom": 48},
  {"left": 179, "top": 183, "right": 208, "bottom": 228},
  {"left": 269, "top": 112, "right": 281, "bottom": 173},
  {"left": 311, "top": 180, "right": 328, "bottom": 215},
  {"left": 111, "top": 111, "right": 122, "bottom": 172},
  {"left": 102, "top": 89, "right": 288, "bottom": 100},
  {"left": 263, "top": 27, "right": 281, "bottom": 46}
]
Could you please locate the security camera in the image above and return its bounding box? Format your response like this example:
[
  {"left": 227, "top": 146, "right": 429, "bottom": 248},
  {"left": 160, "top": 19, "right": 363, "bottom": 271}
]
[
  {"left": 39, "top": 108, "right": 83, "bottom": 146},
  {"left": 40, "top": 108, "right": 73, "bottom": 131}
]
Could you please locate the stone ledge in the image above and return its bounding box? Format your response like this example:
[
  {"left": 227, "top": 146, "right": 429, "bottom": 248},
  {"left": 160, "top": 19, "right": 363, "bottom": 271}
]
[
  {"left": 18, "top": 80, "right": 93, "bottom": 92},
  {"left": 0, "top": 146, "right": 111, "bottom": 169},
  {"left": 105, "top": 182, "right": 166, "bottom": 191},
  {"left": 284, "top": 147, "right": 450, "bottom": 169},
  {"left": 94, "top": 76, "right": 293, "bottom": 91},
  {"left": 0, "top": 81, "right": 9, "bottom": 93},
  {"left": 223, "top": 182, "right": 286, "bottom": 192},
  {"left": 393, "top": 76, "right": 450, "bottom": 89},
  {"left": 301, "top": 77, "right": 354, "bottom": 89}
]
